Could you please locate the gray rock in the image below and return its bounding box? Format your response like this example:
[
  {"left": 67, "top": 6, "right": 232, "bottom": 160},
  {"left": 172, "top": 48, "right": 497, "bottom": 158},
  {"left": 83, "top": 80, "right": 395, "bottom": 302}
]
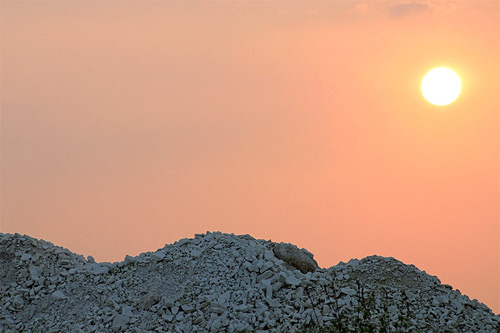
[
  {"left": 285, "top": 275, "right": 301, "bottom": 287},
  {"left": 191, "top": 250, "right": 202, "bottom": 258},
  {"left": 111, "top": 314, "right": 130, "bottom": 332},
  {"left": 150, "top": 252, "right": 165, "bottom": 262},
  {"left": 142, "top": 293, "right": 161, "bottom": 309},
  {"left": 256, "top": 270, "right": 273, "bottom": 283},
  {"left": 162, "top": 313, "right": 174, "bottom": 322},
  {"left": 273, "top": 242, "right": 319, "bottom": 273},
  {"left": 91, "top": 264, "right": 109, "bottom": 275},
  {"left": 29, "top": 266, "right": 40, "bottom": 281},
  {"left": 260, "top": 261, "right": 274, "bottom": 273},
  {"left": 52, "top": 290, "right": 67, "bottom": 300},
  {"left": 121, "top": 305, "right": 135, "bottom": 317},
  {"left": 267, "top": 298, "right": 281, "bottom": 308},
  {"left": 124, "top": 255, "right": 136, "bottom": 264},
  {"left": 12, "top": 295, "right": 24, "bottom": 308},
  {"left": 340, "top": 287, "right": 357, "bottom": 296},
  {"left": 181, "top": 304, "right": 195, "bottom": 313}
]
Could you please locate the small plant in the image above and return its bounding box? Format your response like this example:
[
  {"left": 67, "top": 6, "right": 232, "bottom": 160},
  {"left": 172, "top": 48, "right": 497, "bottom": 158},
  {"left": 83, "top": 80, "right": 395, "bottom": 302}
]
[
  {"left": 305, "top": 286, "right": 321, "bottom": 326},
  {"left": 394, "top": 289, "right": 413, "bottom": 331},
  {"left": 298, "top": 279, "right": 407, "bottom": 333},
  {"left": 353, "top": 279, "right": 377, "bottom": 332}
]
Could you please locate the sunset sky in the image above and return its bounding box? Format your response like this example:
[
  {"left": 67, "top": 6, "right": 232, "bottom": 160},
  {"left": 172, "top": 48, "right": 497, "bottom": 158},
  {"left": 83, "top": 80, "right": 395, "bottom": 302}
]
[{"left": 1, "top": 1, "right": 498, "bottom": 313}]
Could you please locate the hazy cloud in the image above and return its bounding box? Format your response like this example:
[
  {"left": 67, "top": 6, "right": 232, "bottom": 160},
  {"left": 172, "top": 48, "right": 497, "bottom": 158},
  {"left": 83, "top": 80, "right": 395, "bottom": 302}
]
[
  {"left": 389, "top": 1, "right": 429, "bottom": 17},
  {"left": 389, "top": 0, "right": 458, "bottom": 18},
  {"left": 354, "top": 2, "right": 370, "bottom": 13}
]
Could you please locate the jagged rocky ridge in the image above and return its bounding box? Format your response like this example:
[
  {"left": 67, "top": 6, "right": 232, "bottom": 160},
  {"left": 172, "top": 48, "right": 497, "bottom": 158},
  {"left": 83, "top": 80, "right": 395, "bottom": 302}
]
[{"left": 1, "top": 231, "right": 499, "bottom": 332}]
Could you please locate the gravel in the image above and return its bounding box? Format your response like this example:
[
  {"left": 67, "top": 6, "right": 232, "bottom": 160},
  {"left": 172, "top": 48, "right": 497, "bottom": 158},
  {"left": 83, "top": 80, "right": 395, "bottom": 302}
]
[{"left": 1, "top": 231, "right": 499, "bottom": 332}]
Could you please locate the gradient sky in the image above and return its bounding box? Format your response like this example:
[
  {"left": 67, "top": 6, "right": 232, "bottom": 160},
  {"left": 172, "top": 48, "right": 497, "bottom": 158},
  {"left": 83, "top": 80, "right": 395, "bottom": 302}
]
[{"left": 1, "top": 1, "right": 498, "bottom": 313}]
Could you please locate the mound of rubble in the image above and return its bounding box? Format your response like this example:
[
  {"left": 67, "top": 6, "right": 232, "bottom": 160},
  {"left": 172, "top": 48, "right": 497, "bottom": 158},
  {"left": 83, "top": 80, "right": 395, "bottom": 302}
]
[{"left": 1, "top": 231, "right": 499, "bottom": 332}]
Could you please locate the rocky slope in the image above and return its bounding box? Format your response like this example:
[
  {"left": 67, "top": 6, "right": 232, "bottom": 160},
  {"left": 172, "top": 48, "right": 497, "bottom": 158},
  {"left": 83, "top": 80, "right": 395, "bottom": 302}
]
[{"left": 1, "top": 231, "right": 499, "bottom": 332}]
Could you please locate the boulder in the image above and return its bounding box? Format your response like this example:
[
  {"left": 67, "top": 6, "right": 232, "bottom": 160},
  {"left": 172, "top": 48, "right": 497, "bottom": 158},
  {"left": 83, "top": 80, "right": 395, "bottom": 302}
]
[{"left": 272, "top": 243, "right": 318, "bottom": 273}]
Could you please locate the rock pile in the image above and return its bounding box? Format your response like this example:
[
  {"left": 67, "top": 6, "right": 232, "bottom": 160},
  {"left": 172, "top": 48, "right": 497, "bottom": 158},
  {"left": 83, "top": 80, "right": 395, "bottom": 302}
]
[{"left": 1, "top": 231, "right": 499, "bottom": 332}]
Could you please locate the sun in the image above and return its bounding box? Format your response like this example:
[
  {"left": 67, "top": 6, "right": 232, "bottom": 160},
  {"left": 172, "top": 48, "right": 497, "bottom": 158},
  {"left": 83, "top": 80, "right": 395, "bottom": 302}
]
[{"left": 421, "top": 67, "right": 461, "bottom": 106}]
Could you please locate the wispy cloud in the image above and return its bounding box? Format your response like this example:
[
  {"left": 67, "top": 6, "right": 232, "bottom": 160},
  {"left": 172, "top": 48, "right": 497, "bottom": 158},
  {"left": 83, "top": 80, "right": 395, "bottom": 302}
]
[
  {"left": 388, "top": 0, "right": 456, "bottom": 18},
  {"left": 347, "top": 1, "right": 456, "bottom": 19},
  {"left": 389, "top": 1, "right": 429, "bottom": 18}
]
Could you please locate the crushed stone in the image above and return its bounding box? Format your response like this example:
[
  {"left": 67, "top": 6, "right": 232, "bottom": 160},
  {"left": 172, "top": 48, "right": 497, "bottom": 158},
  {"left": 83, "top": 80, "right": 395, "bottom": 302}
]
[{"left": 1, "top": 231, "right": 499, "bottom": 332}]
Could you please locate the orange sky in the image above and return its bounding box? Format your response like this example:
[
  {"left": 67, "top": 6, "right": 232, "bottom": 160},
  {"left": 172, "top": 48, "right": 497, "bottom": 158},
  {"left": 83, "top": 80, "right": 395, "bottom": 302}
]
[{"left": 1, "top": 1, "right": 499, "bottom": 314}]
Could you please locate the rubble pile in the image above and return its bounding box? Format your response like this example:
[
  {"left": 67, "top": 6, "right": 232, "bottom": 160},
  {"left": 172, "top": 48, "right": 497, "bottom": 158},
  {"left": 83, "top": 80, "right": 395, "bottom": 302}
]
[{"left": 1, "top": 231, "right": 499, "bottom": 332}]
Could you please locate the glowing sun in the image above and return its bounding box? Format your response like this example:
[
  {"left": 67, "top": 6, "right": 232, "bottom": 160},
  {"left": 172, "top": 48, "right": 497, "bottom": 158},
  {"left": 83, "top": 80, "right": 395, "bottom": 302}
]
[{"left": 421, "top": 67, "right": 461, "bottom": 106}]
